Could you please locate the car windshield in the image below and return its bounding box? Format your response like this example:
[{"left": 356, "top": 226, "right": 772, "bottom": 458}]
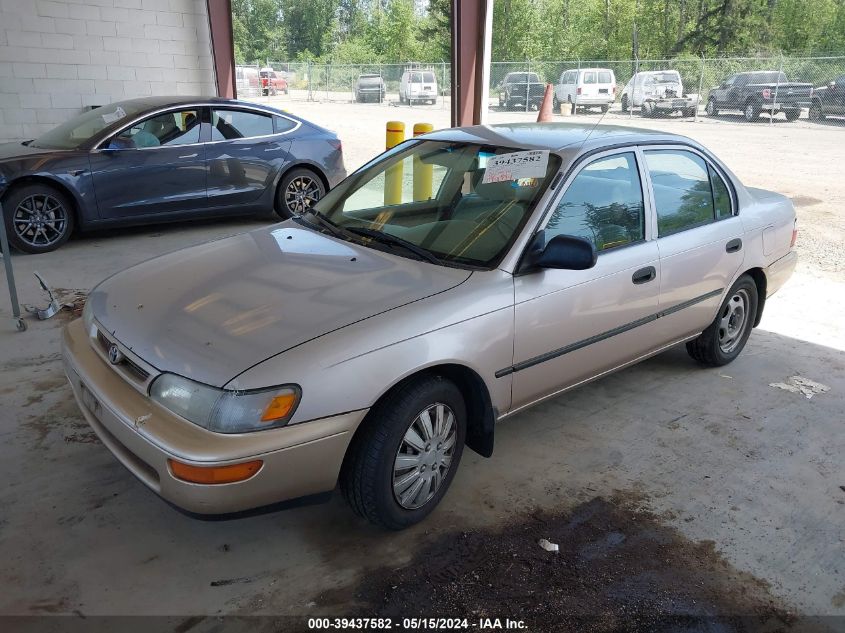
[
  {"left": 29, "top": 102, "right": 148, "bottom": 149},
  {"left": 310, "top": 141, "right": 560, "bottom": 268}
]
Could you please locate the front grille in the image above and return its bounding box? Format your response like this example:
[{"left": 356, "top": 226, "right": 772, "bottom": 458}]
[{"left": 94, "top": 327, "right": 154, "bottom": 389}]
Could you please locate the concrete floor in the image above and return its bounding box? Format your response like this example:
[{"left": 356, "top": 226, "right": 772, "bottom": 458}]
[{"left": 0, "top": 107, "right": 844, "bottom": 621}]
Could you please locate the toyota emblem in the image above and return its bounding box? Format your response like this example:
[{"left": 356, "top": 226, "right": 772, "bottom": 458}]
[{"left": 108, "top": 343, "right": 124, "bottom": 365}]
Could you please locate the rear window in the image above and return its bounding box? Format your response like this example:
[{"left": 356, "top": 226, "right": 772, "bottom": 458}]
[
  {"left": 583, "top": 72, "right": 596, "bottom": 84},
  {"left": 423, "top": 72, "right": 435, "bottom": 83},
  {"left": 598, "top": 71, "right": 613, "bottom": 84},
  {"left": 410, "top": 72, "right": 422, "bottom": 83}
]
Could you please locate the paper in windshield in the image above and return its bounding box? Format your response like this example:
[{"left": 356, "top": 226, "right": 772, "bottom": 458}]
[
  {"left": 101, "top": 106, "right": 126, "bottom": 124},
  {"left": 482, "top": 150, "right": 549, "bottom": 184}
]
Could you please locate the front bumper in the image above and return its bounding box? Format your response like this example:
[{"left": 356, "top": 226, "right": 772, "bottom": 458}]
[{"left": 62, "top": 319, "right": 367, "bottom": 515}]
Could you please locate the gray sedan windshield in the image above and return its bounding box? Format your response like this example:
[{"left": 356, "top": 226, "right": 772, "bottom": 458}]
[
  {"left": 313, "top": 140, "right": 560, "bottom": 268},
  {"left": 29, "top": 102, "right": 147, "bottom": 149}
]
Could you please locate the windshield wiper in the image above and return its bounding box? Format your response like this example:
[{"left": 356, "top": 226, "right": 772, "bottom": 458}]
[
  {"left": 345, "top": 227, "right": 443, "bottom": 265},
  {"left": 301, "top": 209, "right": 345, "bottom": 237}
]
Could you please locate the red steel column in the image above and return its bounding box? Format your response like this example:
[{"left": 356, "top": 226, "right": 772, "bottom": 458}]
[
  {"left": 207, "top": 0, "right": 237, "bottom": 99},
  {"left": 450, "top": 0, "right": 493, "bottom": 127}
]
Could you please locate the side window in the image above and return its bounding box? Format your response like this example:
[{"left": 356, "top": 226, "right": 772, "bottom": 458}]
[
  {"left": 273, "top": 115, "right": 297, "bottom": 133},
  {"left": 709, "top": 164, "right": 732, "bottom": 219},
  {"left": 116, "top": 109, "right": 200, "bottom": 148},
  {"left": 645, "top": 150, "right": 715, "bottom": 236},
  {"left": 211, "top": 109, "right": 273, "bottom": 140},
  {"left": 546, "top": 152, "right": 645, "bottom": 252}
]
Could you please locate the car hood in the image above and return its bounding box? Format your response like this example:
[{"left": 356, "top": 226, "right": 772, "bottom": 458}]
[
  {"left": 0, "top": 141, "right": 62, "bottom": 162},
  {"left": 89, "top": 223, "right": 472, "bottom": 387}
]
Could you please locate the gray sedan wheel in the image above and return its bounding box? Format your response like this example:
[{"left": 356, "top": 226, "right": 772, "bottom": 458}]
[
  {"left": 340, "top": 375, "right": 466, "bottom": 530},
  {"left": 275, "top": 168, "right": 326, "bottom": 219},
  {"left": 687, "top": 275, "right": 758, "bottom": 366},
  {"left": 3, "top": 184, "right": 74, "bottom": 254}
]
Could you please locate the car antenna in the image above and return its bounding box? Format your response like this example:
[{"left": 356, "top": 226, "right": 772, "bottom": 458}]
[{"left": 573, "top": 103, "right": 611, "bottom": 155}]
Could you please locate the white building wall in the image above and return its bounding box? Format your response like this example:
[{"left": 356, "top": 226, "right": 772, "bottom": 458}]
[{"left": 0, "top": 0, "right": 217, "bottom": 142}]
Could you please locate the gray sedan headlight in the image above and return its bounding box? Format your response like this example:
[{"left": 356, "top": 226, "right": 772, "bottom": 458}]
[{"left": 150, "top": 373, "right": 300, "bottom": 433}]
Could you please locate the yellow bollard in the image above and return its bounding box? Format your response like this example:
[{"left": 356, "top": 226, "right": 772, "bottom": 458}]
[
  {"left": 412, "top": 122, "right": 434, "bottom": 201},
  {"left": 384, "top": 121, "right": 405, "bottom": 206}
]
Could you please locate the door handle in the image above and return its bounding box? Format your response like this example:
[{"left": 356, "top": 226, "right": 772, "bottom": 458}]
[
  {"left": 726, "top": 238, "right": 743, "bottom": 253},
  {"left": 632, "top": 266, "right": 656, "bottom": 284},
  {"left": 179, "top": 153, "right": 198, "bottom": 159}
]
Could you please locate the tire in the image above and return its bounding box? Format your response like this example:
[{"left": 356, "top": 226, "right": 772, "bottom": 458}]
[
  {"left": 684, "top": 107, "right": 697, "bottom": 117},
  {"left": 641, "top": 101, "right": 654, "bottom": 117},
  {"left": 706, "top": 97, "right": 718, "bottom": 117},
  {"left": 784, "top": 108, "right": 801, "bottom": 122},
  {"left": 340, "top": 375, "right": 466, "bottom": 530},
  {"left": 275, "top": 167, "right": 326, "bottom": 219},
  {"left": 600, "top": 104, "right": 609, "bottom": 113},
  {"left": 743, "top": 100, "right": 761, "bottom": 122},
  {"left": 686, "top": 275, "right": 758, "bottom": 367},
  {"left": 2, "top": 183, "right": 75, "bottom": 254},
  {"left": 621, "top": 94, "right": 629, "bottom": 112},
  {"left": 808, "top": 100, "right": 825, "bottom": 120},
  {"left": 553, "top": 95, "right": 560, "bottom": 111}
]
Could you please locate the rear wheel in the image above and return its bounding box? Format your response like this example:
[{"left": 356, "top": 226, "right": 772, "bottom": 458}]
[
  {"left": 744, "top": 100, "right": 761, "bottom": 121},
  {"left": 641, "top": 101, "right": 654, "bottom": 117},
  {"left": 621, "top": 94, "right": 629, "bottom": 112},
  {"left": 3, "top": 184, "right": 75, "bottom": 254},
  {"left": 341, "top": 375, "right": 466, "bottom": 529},
  {"left": 275, "top": 168, "right": 326, "bottom": 219},
  {"left": 684, "top": 107, "right": 697, "bottom": 117},
  {"left": 686, "top": 275, "right": 758, "bottom": 367},
  {"left": 600, "top": 104, "right": 609, "bottom": 113}
]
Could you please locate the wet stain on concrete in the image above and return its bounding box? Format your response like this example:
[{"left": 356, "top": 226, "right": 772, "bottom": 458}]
[
  {"left": 790, "top": 195, "right": 823, "bottom": 207},
  {"left": 316, "top": 496, "right": 801, "bottom": 632}
]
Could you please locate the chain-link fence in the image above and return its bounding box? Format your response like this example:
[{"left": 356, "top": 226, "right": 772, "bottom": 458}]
[{"left": 238, "top": 56, "right": 845, "bottom": 126}]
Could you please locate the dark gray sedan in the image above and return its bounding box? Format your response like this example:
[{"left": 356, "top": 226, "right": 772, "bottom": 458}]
[{"left": 0, "top": 96, "right": 346, "bottom": 253}]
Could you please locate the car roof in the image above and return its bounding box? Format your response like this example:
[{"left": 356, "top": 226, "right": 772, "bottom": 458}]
[
  {"left": 108, "top": 95, "right": 285, "bottom": 115},
  {"left": 423, "top": 122, "right": 689, "bottom": 154}
]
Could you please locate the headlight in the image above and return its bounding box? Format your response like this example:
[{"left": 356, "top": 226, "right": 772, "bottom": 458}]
[{"left": 150, "top": 373, "right": 300, "bottom": 433}]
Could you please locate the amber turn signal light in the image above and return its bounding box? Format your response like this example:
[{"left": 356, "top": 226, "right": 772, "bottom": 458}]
[
  {"left": 168, "top": 459, "right": 263, "bottom": 484},
  {"left": 261, "top": 392, "right": 297, "bottom": 422}
]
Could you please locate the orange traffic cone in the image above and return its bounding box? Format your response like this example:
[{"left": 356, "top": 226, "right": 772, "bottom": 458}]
[{"left": 537, "top": 84, "right": 555, "bottom": 122}]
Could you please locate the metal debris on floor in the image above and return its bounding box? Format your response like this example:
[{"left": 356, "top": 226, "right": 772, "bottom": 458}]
[{"left": 769, "top": 375, "right": 831, "bottom": 399}]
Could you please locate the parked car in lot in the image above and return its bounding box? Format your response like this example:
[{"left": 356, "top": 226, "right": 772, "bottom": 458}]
[
  {"left": 621, "top": 70, "right": 699, "bottom": 117},
  {"left": 235, "top": 65, "right": 260, "bottom": 96},
  {"left": 259, "top": 67, "right": 288, "bottom": 96},
  {"left": 0, "top": 96, "right": 345, "bottom": 253},
  {"left": 354, "top": 73, "right": 386, "bottom": 103},
  {"left": 705, "top": 71, "right": 812, "bottom": 121},
  {"left": 399, "top": 69, "right": 438, "bottom": 105},
  {"left": 554, "top": 68, "right": 616, "bottom": 112},
  {"left": 809, "top": 75, "right": 845, "bottom": 120},
  {"left": 64, "top": 123, "right": 798, "bottom": 529},
  {"left": 497, "top": 71, "right": 546, "bottom": 110}
]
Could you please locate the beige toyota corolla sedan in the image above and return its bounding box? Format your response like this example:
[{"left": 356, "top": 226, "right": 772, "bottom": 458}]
[{"left": 63, "top": 123, "right": 797, "bottom": 529}]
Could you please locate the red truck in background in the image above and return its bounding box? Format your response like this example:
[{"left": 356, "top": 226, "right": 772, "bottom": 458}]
[{"left": 260, "top": 68, "right": 289, "bottom": 96}]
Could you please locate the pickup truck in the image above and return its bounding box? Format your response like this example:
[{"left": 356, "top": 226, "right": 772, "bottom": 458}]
[
  {"left": 259, "top": 68, "right": 288, "bottom": 96},
  {"left": 705, "top": 71, "right": 812, "bottom": 122},
  {"left": 497, "top": 72, "right": 546, "bottom": 110},
  {"left": 809, "top": 75, "right": 845, "bottom": 120},
  {"left": 621, "top": 70, "right": 700, "bottom": 117}
]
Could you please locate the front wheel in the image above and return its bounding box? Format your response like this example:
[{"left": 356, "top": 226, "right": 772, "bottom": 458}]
[
  {"left": 3, "top": 184, "right": 75, "bottom": 253},
  {"left": 686, "top": 275, "right": 758, "bottom": 367},
  {"left": 600, "top": 104, "right": 609, "bottom": 113},
  {"left": 705, "top": 97, "right": 718, "bottom": 117},
  {"left": 340, "top": 375, "right": 466, "bottom": 529},
  {"left": 808, "top": 100, "right": 825, "bottom": 120},
  {"left": 621, "top": 94, "right": 629, "bottom": 112},
  {"left": 275, "top": 168, "right": 326, "bottom": 219},
  {"left": 784, "top": 108, "right": 801, "bottom": 121}
]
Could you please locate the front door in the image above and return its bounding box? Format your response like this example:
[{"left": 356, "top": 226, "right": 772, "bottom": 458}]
[
  {"left": 642, "top": 148, "right": 745, "bottom": 341},
  {"left": 90, "top": 107, "right": 206, "bottom": 219},
  {"left": 510, "top": 150, "right": 664, "bottom": 412}
]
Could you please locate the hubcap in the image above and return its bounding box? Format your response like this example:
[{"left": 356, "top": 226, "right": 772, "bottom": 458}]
[
  {"left": 284, "top": 176, "right": 322, "bottom": 216},
  {"left": 13, "top": 193, "right": 68, "bottom": 247},
  {"left": 718, "top": 288, "right": 750, "bottom": 354},
  {"left": 745, "top": 104, "right": 755, "bottom": 119},
  {"left": 393, "top": 402, "right": 457, "bottom": 510}
]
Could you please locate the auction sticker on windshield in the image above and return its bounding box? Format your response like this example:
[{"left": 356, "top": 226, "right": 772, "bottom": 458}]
[{"left": 482, "top": 150, "right": 549, "bottom": 184}]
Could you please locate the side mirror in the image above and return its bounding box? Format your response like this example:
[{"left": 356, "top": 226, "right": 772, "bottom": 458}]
[{"left": 522, "top": 232, "right": 597, "bottom": 272}]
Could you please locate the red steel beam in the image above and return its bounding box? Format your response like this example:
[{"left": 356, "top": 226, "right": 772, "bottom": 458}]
[
  {"left": 450, "top": 0, "right": 493, "bottom": 127},
  {"left": 207, "top": 0, "right": 237, "bottom": 99}
]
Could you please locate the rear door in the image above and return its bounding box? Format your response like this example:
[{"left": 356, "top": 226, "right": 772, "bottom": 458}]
[
  {"left": 205, "top": 107, "right": 293, "bottom": 209},
  {"left": 90, "top": 107, "right": 206, "bottom": 220},
  {"left": 510, "top": 149, "right": 663, "bottom": 412},
  {"left": 643, "top": 147, "right": 744, "bottom": 342}
]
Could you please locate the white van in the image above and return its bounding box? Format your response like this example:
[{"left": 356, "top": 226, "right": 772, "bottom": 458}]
[
  {"left": 554, "top": 68, "right": 616, "bottom": 112},
  {"left": 399, "top": 69, "right": 438, "bottom": 105}
]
